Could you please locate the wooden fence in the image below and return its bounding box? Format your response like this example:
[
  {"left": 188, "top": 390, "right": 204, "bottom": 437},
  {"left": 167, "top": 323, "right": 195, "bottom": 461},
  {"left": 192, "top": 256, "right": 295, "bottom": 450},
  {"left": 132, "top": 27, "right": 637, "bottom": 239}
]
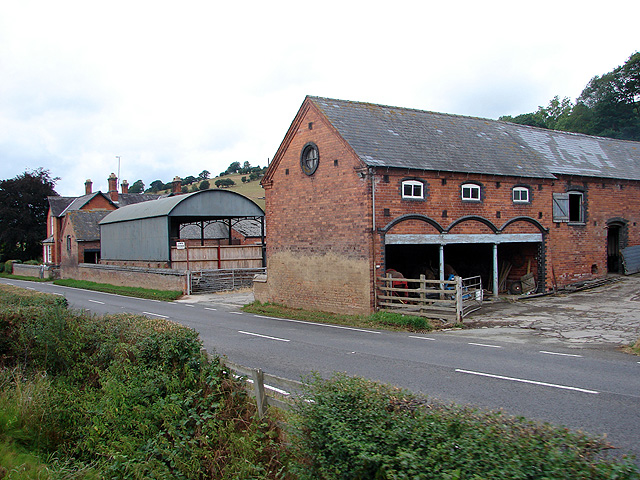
[
  {"left": 378, "top": 274, "right": 483, "bottom": 322},
  {"left": 222, "top": 360, "right": 302, "bottom": 418},
  {"left": 171, "top": 244, "right": 264, "bottom": 271}
]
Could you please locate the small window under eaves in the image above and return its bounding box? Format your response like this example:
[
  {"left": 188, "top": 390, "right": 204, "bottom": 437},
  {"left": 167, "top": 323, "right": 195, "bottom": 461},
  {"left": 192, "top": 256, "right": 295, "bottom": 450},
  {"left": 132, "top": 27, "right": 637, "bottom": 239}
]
[{"left": 402, "top": 180, "right": 424, "bottom": 199}]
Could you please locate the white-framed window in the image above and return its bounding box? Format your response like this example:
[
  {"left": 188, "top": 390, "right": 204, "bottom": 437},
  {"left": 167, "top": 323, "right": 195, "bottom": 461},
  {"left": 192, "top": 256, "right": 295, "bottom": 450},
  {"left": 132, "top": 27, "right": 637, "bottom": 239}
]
[
  {"left": 512, "top": 186, "right": 530, "bottom": 203},
  {"left": 461, "top": 183, "right": 481, "bottom": 201},
  {"left": 44, "top": 244, "right": 52, "bottom": 264},
  {"left": 402, "top": 180, "right": 424, "bottom": 199}
]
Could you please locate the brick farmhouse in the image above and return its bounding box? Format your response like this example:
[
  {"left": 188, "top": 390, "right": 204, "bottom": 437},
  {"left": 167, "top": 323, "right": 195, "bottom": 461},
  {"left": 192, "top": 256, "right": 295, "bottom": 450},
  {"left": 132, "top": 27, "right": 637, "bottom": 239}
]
[{"left": 261, "top": 96, "right": 640, "bottom": 315}]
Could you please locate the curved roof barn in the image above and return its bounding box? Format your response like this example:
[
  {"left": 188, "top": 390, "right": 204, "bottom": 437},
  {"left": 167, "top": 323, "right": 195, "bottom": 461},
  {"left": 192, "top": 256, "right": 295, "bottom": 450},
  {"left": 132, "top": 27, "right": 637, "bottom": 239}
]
[{"left": 99, "top": 189, "right": 264, "bottom": 264}]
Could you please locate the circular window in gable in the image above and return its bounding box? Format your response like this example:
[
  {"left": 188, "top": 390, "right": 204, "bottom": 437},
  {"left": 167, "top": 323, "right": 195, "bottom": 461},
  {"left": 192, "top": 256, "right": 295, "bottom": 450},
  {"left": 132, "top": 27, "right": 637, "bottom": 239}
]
[{"left": 300, "top": 142, "right": 319, "bottom": 176}]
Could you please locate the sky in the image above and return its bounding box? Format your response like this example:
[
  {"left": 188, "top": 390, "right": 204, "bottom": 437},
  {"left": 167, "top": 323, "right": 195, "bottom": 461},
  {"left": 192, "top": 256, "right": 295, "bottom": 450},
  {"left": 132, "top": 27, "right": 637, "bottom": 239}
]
[{"left": 1, "top": 0, "right": 638, "bottom": 197}]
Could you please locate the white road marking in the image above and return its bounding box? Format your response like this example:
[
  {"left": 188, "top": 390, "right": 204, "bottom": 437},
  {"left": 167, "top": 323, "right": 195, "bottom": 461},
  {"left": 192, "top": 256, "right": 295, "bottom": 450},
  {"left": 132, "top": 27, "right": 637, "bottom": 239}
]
[
  {"left": 254, "top": 315, "right": 381, "bottom": 334},
  {"left": 455, "top": 369, "right": 599, "bottom": 394},
  {"left": 409, "top": 335, "right": 436, "bottom": 341},
  {"left": 540, "top": 350, "right": 583, "bottom": 357},
  {"left": 88, "top": 299, "right": 105, "bottom": 305},
  {"left": 204, "top": 307, "right": 217, "bottom": 311},
  {"left": 143, "top": 311, "right": 169, "bottom": 319},
  {"left": 238, "top": 330, "right": 290, "bottom": 342},
  {"left": 185, "top": 304, "right": 195, "bottom": 307},
  {"left": 468, "top": 342, "right": 502, "bottom": 349},
  {"left": 231, "top": 311, "right": 243, "bottom": 315}
]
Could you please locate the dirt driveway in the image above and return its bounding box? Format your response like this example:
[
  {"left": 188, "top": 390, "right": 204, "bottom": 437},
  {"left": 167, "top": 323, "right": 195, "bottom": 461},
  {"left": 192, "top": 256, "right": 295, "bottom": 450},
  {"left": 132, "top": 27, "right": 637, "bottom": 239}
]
[{"left": 464, "top": 274, "right": 640, "bottom": 347}]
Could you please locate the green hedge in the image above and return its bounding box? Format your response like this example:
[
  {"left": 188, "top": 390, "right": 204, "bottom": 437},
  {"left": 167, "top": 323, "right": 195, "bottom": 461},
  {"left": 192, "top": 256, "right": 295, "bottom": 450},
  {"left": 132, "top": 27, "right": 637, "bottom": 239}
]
[
  {"left": 0, "top": 285, "right": 286, "bottom": 479},
  {"left": 289, "top": 373, "right": 639, "bottom": 480}
]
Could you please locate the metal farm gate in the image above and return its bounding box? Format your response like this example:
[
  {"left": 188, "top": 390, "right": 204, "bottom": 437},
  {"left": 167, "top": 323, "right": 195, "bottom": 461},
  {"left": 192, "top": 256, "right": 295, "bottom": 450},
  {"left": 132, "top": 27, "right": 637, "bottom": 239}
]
[{"left": 187, "top": 268, "right": 266, "bottom": 294}]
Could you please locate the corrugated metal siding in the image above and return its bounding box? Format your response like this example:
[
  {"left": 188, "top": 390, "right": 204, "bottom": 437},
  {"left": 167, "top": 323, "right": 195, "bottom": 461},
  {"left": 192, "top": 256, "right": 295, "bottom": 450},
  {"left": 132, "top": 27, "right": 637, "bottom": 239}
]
[
  {"left": 621, "top": 245, "right": 640, "bottom": 275},
  {"left": 101, "top": 216, "right": 170, "bottom": 261}
]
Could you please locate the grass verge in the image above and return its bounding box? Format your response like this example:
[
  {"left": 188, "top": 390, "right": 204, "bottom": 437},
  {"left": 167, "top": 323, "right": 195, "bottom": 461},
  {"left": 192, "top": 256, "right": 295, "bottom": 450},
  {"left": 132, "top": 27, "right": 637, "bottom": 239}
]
[
  {"left": 53, "top": 278, "right": 182, "bottom": 301},
  {"left": 242, "top": 301, "right": 436, "bottom": 332},
  {"left": 0, "top": 272, "right": 51, "bottom": 282},
  {"left": 624, "top": 337, "right": 640, "bottom": 356}
]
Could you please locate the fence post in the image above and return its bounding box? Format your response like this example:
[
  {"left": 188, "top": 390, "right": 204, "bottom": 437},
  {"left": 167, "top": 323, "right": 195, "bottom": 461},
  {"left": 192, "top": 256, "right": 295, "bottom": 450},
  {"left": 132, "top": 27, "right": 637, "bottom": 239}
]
[
  {"left": 419, "top": 274, "right": 426, "bottom": 304},
  {"left": 251, "top": 368, "right": 267, "bottom": 418},
  {"left": 455, "top": 276, "right": 463, "bottom": 322}
]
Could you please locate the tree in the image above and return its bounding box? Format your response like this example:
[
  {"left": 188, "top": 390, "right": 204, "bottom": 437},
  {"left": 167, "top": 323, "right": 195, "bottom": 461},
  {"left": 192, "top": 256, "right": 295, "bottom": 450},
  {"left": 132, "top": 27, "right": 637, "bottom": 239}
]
[
  {"left": 147, "top": 180, "right": 164, "bottom": 193},
  {"left": 226, "top": 162, "right": 241, "bottom": 174},
  {"left": 129, "top": 179, "right": 145, "bottom": 193},
  {"left": 198, "top": 170, "right": 210, "bottom": 181},
  {"left": 215, "top": 178, "right": 235, "bottom": 188},
  {"left": 199, "top": 180, "right": 210, "bottom": 190},
  {"left": 183, "top": 175, "right": 197, "bottom": 185},
  {"left": 500, "top": 51, "right": 640, "bottom": 141},
  {"left": 0, "top": 168, "right": 58, "bottom": 262}
]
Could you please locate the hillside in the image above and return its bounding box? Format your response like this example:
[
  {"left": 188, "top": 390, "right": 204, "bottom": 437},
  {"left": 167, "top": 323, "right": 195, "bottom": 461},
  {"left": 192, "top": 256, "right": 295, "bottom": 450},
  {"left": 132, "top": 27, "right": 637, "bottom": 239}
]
[{"left": 161, "top": 173, "right": 266, "bottom": 210}]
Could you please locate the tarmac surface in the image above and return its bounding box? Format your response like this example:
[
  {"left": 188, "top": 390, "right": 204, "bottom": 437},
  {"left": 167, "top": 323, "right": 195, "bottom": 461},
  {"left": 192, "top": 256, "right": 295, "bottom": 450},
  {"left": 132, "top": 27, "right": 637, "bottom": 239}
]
[
  {"left": 464, "top": 274, "right": 640, "bottom": 348},
  {"left": 178, "top": 275, "right": 640, "bottom": 349}
]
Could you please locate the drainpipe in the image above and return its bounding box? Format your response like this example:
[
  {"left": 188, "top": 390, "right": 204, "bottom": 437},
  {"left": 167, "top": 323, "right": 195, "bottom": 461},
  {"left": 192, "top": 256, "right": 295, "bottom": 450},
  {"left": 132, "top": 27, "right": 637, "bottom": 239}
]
[{"left": 370, "top": 167, "right": 377, "bottom": 310}]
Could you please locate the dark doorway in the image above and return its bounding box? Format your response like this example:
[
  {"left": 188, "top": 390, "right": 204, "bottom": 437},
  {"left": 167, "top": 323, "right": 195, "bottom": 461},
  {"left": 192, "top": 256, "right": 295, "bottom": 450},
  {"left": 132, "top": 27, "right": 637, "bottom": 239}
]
[
  {"left": 607, "top": 225, "right": 621, "bottom": 273},
  {"left": 385, "top": 244, "right": 439, "bottom": 279},
  {"left": 84, "top": 249, "right": 100, "bottom": 264}
]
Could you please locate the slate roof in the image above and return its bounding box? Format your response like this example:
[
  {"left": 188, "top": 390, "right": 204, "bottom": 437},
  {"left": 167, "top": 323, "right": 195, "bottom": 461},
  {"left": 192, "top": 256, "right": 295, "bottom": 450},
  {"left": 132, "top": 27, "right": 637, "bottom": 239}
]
[
  {"left": 66, "top": 210, "right": 111, "bottom": 241},
  {"left": 47, "top": 196, "right": 75, "bottom": 217},
  {"left": 117, "top": 193, "right": 159, "bottom": 206},
  {"left": 309, "top": 96, "right": 640, "bottom": 181}
]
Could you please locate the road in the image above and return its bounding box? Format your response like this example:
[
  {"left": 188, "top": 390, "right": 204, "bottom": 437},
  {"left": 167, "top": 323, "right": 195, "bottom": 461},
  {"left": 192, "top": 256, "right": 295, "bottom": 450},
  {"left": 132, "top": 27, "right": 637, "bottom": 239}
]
[{"left": 3, "top": 278, "right": 639, "bottom": 462}]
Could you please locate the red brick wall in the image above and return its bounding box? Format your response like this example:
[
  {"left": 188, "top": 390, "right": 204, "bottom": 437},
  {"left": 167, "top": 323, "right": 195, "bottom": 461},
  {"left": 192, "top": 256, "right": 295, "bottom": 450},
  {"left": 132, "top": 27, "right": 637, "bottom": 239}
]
[
  {"left": 375, "top": 171, "right": 640, "bottom": 290},
  {"left": 265, "top": 104, "right": 640, "bottom": 311},
  {"left": 264, "top": 103, "right": 374, "bottom": 314}
]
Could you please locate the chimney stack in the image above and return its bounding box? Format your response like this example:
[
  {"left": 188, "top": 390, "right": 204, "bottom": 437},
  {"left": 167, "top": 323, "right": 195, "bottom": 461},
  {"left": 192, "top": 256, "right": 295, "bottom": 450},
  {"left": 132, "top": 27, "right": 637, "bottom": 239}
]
[
  {"left": 172, "top": 176, "right": 182, "bottom": 194},
  {"left": 85, "top": 179, "right": 93, "bottom": 195},
  {"left": 121, "top": 180, "right": 129, "bottom": 194},
  {"left": 108, "top": 173, "right": 118, "bottom": 202}
]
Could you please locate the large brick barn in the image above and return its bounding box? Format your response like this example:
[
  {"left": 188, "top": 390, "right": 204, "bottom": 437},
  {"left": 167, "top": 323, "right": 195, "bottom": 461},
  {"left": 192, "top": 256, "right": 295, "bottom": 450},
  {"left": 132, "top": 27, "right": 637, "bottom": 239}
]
[{"left": 260, "top": 96, "right": 640, "bottom": 315}]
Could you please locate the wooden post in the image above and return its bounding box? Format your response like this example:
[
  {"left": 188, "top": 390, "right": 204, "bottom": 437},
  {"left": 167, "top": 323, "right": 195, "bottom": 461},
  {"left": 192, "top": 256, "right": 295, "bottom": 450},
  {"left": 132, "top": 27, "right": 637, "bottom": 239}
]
[
  {"left": 419, "top": 274, "right": 426, "bottom": 305},
  {"left": 251, "top": 368, "right": 267, "bottom": 418},
  {"left": 455, "top": 276, "right": 463, "bottom": 322}
]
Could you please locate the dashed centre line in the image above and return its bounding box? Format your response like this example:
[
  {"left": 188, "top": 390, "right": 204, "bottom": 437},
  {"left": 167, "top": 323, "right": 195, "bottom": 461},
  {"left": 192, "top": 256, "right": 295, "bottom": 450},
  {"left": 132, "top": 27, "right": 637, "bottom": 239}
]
[
  {"left": 88, "top": 299, "right": 105, "bottom": 305},
  {"left": 455, "top": 368, "right": 599, "bottom": 394}
]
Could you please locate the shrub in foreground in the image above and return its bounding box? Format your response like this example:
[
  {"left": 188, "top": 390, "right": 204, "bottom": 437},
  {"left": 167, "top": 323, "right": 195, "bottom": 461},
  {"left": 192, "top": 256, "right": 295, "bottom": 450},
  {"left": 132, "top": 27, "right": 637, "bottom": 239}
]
[
  {"left": 0, "top": 285, "right": 288, "bottom": 479},
  {"left": 289, "top": 373, "right": 639, "bottom": 480}
]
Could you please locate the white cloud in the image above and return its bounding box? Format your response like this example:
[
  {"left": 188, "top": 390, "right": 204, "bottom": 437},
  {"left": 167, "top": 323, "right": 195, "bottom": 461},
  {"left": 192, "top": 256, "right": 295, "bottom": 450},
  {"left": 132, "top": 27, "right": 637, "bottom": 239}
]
[{"left": 1, "top": 0, "right": 638, "bottom": 195}]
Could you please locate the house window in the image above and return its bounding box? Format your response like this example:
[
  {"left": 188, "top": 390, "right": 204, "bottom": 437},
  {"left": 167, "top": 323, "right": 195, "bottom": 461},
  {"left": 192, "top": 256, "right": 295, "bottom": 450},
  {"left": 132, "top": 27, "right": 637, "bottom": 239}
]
[
  {"left": 66, "top": 235, "right": 71, "bottom": 251},
  {"left": 44, "top": 245, "right": 51, "bottom": 264},
  {"left": 552, "top": 191, "right": 585, "bottom": 223},
  {"left": 513, "top": 186, "right": 530, "bottom": 203},
  {"left": 402, "top": 180, "right": 424, "bottom": 199},
  {"left": 461, "top": 183, "right": 481, "bottom": 201}
]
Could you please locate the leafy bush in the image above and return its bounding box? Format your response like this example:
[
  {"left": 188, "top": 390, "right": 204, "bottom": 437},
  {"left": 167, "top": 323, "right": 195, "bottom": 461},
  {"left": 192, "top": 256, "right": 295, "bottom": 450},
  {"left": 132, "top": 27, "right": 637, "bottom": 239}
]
[
  {"left": 289, "top": 373, "right": 639, "bottom": 480},
  {"left": 370, "top": 310, "right": 432, "bottom": 331},
  {"left": 3, "top": 260, "right": 21, "bottom": 275},
  {"left": 0, "top": 285, "right": 288, "bottom": 479}
]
